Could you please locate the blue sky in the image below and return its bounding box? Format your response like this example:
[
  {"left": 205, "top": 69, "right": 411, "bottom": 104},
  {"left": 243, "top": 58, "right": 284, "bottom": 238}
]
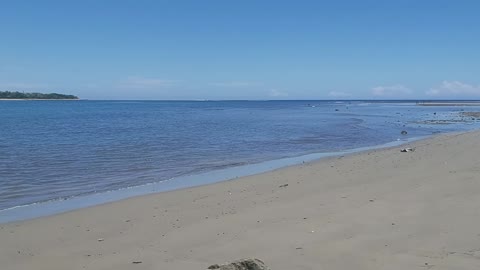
[{"left": 1, "top": 0, "right": 479, "bottom": 100}]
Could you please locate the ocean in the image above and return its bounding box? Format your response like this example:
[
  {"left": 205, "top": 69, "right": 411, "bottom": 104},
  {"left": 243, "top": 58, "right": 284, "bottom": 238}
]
[{"left": 0, "top": 100, "right": 479, "bottom": 222}]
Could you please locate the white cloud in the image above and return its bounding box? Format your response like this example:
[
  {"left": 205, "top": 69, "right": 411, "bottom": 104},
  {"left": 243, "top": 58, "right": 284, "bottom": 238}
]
[
  {"left": 426, "top": 81, "right": 480, "bottom": 97},
  {"left": 328, "top": 91, "right": 352, "bottom": 98},
  {"left": 371, "top": 84, "right": 412, "bottom": 97},
  {"left": 118, "top": 76, "right": 176, "bottom": 89},
  {"left": 0, "top": 82, "right": 49, "bottom": 90},
  {"left": 268, "top": 89, "right": 288, "bottom": 97},
  {"left": 208, "top": 81, "right": 259, "bottom": 88}
]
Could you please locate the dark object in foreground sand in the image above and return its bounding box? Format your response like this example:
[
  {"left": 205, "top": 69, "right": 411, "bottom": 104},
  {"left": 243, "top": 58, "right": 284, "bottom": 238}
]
[{"left": 207, "top": 258, "right": 270, "bottom": 270}]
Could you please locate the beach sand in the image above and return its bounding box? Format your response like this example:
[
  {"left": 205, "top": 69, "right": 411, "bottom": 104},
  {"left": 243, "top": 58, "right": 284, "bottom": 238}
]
[{"left": 1, "top": 131, "right": 480, "bottom": 270}]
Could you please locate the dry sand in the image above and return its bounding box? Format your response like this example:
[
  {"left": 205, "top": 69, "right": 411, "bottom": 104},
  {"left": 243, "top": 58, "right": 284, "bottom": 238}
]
[{"left": 1, "top": 131, "right": 480, "bottom": 270}]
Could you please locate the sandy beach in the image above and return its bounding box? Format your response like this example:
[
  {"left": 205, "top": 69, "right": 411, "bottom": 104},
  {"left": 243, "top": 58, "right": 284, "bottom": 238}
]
[{"left": 1, "top": 130, "right": 480, "bottom": 270}]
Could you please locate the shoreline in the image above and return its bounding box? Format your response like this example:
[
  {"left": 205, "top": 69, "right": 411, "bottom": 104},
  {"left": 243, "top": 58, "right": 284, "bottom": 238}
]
[
  {"left": 0, "top": 131, "right": 480, "bottom": 270},
  {"left": 2, "top": 129, "right": 480, "bottom": 269},
  {"left": 417, "top": 102, "right": 480, "bottom": 106},
  {"left": 0, "top": 135, "right": 428, "bottom": 224}
]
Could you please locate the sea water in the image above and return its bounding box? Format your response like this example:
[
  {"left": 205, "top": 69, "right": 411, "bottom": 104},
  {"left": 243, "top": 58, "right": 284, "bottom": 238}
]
[{"left": 0, "top": 100, "right": 478, "bottom": 222}]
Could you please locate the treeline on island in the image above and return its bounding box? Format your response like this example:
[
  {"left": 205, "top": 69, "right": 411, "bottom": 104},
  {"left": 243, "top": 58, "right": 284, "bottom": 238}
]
[{"left": 0, "top": 91, "right": 79, "bottom": 100}]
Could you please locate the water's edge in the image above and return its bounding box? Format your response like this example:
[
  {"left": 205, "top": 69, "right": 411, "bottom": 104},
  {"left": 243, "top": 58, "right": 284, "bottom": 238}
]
[{"left": 0, "top": 134, "right": 433, "bottom": 224}]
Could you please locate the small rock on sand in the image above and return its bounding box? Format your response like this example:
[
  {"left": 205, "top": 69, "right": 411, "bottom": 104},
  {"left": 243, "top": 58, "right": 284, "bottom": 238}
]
[{"left": 207, "top": 258, "right": 269, "bottom": 270}]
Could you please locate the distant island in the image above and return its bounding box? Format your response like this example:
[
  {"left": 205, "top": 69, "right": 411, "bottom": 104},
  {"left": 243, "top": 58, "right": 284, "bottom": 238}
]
[{"left": 0, "top": 91, "right": 79, "bottom": 100}]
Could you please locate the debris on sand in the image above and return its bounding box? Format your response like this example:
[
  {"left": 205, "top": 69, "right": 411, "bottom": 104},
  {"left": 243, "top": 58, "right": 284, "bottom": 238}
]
[
  {"left": 400, "top": 148, "right": 415, "bottom": 152},
  {"left": 207, "top": 258, "right": 270, "bottom": 270}
]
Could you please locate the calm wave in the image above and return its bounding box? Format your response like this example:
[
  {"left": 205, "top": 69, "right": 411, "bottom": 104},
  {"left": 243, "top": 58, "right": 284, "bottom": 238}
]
[{"left": 0, "top": 100, "right": 478, "bottom": 211}]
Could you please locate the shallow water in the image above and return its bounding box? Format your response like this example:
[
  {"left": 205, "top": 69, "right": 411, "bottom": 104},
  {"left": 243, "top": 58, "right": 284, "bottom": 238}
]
[{"left": 0, "top": 100, "right": 478, "bottom": 215}]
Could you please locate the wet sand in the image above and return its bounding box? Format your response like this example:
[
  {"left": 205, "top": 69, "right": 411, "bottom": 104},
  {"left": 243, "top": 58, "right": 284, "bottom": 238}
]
[{"left": 417, "top": 102, "right": 480, "bottom": 106}]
